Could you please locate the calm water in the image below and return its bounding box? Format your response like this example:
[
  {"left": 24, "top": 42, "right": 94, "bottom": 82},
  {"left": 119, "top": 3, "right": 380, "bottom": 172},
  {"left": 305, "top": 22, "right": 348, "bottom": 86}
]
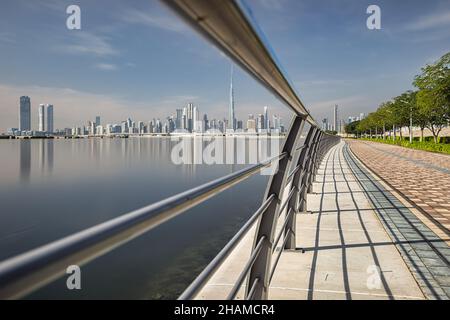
[{"left": 0, "top": 137, "right": 279, "bottom": 299}]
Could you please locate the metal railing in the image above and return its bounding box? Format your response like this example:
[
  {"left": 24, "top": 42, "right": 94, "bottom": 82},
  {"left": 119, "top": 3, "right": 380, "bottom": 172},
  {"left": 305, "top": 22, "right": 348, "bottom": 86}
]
[{"left": 0, "top": 0, "right": 340, "bottom": 300}]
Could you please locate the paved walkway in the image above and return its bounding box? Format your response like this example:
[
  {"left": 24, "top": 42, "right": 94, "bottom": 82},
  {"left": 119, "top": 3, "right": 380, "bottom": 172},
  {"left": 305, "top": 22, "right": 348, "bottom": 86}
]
[
  {"left": 196, "top": 141, "right": 450, "bottom": 300},
  {"left": 348, "top": 140, "right": 450, "bottom": 232}
]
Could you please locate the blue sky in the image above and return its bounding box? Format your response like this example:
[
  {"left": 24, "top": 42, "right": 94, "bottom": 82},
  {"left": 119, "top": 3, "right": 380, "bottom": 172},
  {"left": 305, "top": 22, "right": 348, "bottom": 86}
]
[{"left": 1, "top": 0, "right": 449, "bottom": 129}]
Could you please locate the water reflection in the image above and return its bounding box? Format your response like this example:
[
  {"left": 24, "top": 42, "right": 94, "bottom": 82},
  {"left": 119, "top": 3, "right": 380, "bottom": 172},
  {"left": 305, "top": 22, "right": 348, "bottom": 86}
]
[
  {"left": 47, "top": 140, "right": 54, "bottom": 174},
  {"left": 19, "top": 140, "right": 31, "bottom": 183},
  {"left": 3, "top": 137, "right": 285, "bottom": 298}
]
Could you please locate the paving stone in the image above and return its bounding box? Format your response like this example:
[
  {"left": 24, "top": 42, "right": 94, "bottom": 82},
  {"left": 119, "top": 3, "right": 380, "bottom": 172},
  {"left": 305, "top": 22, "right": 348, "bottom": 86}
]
[
  {"left": 348, "top": 140, "right": 450, "bottom": 230},
  {"left": 344, "top": 142, "right": 450, "bottom": 299}
]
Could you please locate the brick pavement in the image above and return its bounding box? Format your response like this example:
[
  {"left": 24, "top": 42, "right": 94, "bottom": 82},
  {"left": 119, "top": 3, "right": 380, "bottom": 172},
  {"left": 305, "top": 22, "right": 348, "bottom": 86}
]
[{"left": 347, "top": 140, "right": 450, "bottom": 232}]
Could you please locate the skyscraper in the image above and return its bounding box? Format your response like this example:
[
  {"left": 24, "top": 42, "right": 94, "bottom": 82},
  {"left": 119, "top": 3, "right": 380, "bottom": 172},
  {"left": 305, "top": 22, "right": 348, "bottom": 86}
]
[
  {"left": 19, "top": 96, "right": 31, "bottom": 132},
  {"left": 95, "top": 116, "right": 101, "bottom": 127},
  {"left": 228, "top": 64, "right": 236, "bottom": 130},
  {"left": 46, "top": 104, "right": 54, "bottom": 133},
  {"left": 247, "top": 114, "right": 256, "bottom": 131},
  {"left": 264, "top": 106, "right": 269, "bottom": 130},
  {"left": 186, "top": 103, "right": 194, "bottom": 132},
  {"left": 193, "top": 106, "right": 200, "bottom": 132},
  {"left": 333, "top": 105, "right": 338, "bottom": 132},
  {"left": 257, "top": 114, "right": 264, "bottom": 132},
  {"left": 322, "top": 118, "right": 328, "bottom": 131},
  {"left": 175, "top": 108, "right": 183, "bottom": 129},
  {"left": 38, "top": 104, "right": 45, "bottom": 132}
]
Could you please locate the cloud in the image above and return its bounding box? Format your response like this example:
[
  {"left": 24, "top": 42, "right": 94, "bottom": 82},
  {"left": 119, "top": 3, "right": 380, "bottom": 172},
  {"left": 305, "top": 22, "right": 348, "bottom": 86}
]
[
  {"left": 55, "top": 32, "right": 119, "bottom": 57},
  {"left": 120, "top": 8, "right": 187, "bottom": 34},
  {"left": 404, "top": 11, "right": 450, "bottom": 31},
  {"left": 94, "top": 63, "right": 118, "bottom": 71}
]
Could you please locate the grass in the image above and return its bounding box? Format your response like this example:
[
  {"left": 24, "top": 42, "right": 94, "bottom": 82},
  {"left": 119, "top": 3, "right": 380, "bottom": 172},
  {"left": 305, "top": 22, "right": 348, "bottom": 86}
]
[{"left": 357, "top": 137, "right": 450, "bottom": 155}]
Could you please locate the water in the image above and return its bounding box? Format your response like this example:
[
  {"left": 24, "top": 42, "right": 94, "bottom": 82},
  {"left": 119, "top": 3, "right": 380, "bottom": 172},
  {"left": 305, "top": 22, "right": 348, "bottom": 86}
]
[{"left": 0, "top": 137, "right": 280, "bottom": 299}]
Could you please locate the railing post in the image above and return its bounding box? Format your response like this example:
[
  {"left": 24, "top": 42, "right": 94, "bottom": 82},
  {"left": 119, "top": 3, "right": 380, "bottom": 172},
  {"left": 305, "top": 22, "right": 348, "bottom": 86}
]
[
  {"left": 298, "top": 128, "right": 320, "bottom": 212},
  {"left": 246, "top": 115, "right": 305, "bottom": 300},
  {"left": 283, "top": 125, "right": 315, "bottom": 249},
  {"left": 313, "top": 135, "right": 325, "bottom": 181},
  {"left": 306, "top": 131, "right": 322, "bottom": 193}
]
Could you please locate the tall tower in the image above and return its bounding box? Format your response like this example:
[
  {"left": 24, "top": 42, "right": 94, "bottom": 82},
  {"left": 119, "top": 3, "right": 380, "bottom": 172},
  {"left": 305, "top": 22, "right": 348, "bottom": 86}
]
[
  {"left": 38, "top": 104, "right": 45, "bottom": 132},
  {"left": 333, "top": 104, "right": 338, "bottom": 132},
  {"left": 46, "top": 104, "right": 54, "bottom": 133},
  {"left": 264, "top": 106, "right": 269, "bottom": 130},
  {"left": 228, "top": 64, "right": 236, "bottom": 130},
  {"left": 19, "top": 96, "right": 31, "bottom": 132}
]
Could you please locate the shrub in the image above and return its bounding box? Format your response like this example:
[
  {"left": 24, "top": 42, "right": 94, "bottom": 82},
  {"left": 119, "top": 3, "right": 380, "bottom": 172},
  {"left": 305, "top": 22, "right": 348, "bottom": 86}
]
[{"left": 359, "top": 137, "right": 450, "bottom": 155}]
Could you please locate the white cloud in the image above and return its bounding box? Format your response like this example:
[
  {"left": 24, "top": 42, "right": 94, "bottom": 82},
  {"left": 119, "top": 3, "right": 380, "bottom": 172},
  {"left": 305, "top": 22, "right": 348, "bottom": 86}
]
[
  {"left": 94, "top": 63, "right": 118, "bottom": 71},
  {"left": 120, "top": 9, "right": 187, "bottom": 34},
  {"left": 404, "top": 11, "right": 450, "bottom": 31},
  {"left": 55, "top": 32, "right": 119, "bottom": 57}
]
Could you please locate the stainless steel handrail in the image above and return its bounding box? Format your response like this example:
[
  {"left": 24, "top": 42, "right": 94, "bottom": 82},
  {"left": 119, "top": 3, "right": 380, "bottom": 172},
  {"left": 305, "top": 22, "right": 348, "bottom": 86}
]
[
  {"left": 226, "top": 235, "right": 266, "bottom": 300},
  {"left": 178, "top": 194, "right": 276, "bottom": 300},
  {"left": 272, "top": 208, "right": 294, "bottom": 254},
  {"left": 161, "top": 0, "right": 318, "bottom": 126},
  {"left": 0, "top": 153, "right": 286, "bottom": 299}
]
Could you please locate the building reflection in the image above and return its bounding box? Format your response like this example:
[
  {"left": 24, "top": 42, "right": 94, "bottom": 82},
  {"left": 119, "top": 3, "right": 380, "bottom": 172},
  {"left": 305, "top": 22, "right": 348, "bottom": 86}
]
[
  {"left": 47, "top": 139, "right": 54, "bottom": 174},
  {"left": 20, "top": 140, "right": 31, "bottom": 183}
]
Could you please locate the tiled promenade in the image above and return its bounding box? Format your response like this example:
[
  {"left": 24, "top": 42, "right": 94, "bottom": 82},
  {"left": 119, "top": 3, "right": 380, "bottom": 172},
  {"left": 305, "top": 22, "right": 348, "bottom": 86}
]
[
  {"left": 197, "top": 142, "right": 450, "bottom": 300},
  {"left": 348, "top": 140, "right": 450, "bottom": 233}
]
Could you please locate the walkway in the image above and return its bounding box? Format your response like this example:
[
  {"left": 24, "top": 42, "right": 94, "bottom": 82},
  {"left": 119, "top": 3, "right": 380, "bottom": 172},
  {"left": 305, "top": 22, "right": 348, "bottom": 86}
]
[
  {"left": 196, "top": 141, "right": 450, "bottom": 299},
  {"left": 348, "top": 140, "right": 450, "bottom": 232}
]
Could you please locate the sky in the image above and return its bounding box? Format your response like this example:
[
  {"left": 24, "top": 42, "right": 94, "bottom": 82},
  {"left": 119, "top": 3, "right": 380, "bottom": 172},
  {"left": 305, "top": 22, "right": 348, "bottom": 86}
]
[{"left": 0, "top": 0, "right": 449, "bottom": 130}]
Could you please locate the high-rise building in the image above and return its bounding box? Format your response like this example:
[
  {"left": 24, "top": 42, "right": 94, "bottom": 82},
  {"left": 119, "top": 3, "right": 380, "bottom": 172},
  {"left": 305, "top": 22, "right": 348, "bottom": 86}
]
[
  {"left": 38, "top": 104, "right": 45, "bottom": 132},
  {"left": 203, "top": 114, "right": 209, "bottom": 131},
  {"left": 272, "top": 115, "right": 281, "bottom": 131},
  {"left": 46, "top": 104, "right": 54, "bottom": 133},
  {"left": 228, "top": 65, "right": 236, "bottom": 130},
  {"left": 322, "top": 118, "right": 328, "bottom": 131},
  {"left": 264, "top": 106, "right": 269, "bottom": 130},
  {"left": 176, "top": 108, "right": 183, "bottom": 129},
  {"left": 95, "top": 116, "right": 101, "bottom": 127},
  {"left": 186, "top": 103, "right": 194, "bottom": 132},
  {"left": 193, "top": 106, "right": 199, "bottom": 132},
  {"left": 19, "top": 96, "right": 31, "bottom": 132},
  {"left": 247, "top": 114, "right": 256, "bottom": 131},
  {"left": 127, "top": 118, "right": 132, "bottom": 131},
  {"left": 138, "top": 121, "right": 144, "bottom": 134},
  {"left": 333, "top": 105, "right": 338, "bottom": 132},
  {"left": 168, "top": 117, "right": 175, "bottom": 133},
  {"left": 257, "top": 114, "right": 264, "bottom": 132}
]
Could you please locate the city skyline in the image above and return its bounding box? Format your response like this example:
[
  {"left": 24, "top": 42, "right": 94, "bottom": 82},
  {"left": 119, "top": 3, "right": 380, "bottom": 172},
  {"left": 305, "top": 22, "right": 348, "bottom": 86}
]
[
  {"left": 7, "top": 94, "right": 285, "bottom": 136},
  {"left": 1, "top": 1, "right": 449, "bottom": 130}
]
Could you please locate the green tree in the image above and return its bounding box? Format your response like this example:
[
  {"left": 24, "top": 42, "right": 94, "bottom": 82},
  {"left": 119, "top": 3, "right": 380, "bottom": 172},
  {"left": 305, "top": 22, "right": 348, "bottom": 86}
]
[
  {"left": 414, "top": 52, "right": 450, "bottom": 143},
  {"left": 345, "top": 120, "right": 360, "bottom": 136}
]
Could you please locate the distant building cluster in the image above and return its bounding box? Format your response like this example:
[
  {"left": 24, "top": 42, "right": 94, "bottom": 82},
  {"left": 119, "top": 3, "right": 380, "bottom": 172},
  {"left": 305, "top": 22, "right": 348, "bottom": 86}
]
[
  {"left": 321, "top": 105, "right": 365, "bottom": 134},
  {"left": 347, "top": 113, "right": 366, "bottom": 124},
  {"left": 65, "top": 102, "right": 284, "bottom": 137},
  {"left": 6, "top": 68, "right": 285, "bottom": 137},
  {"left": 322, "top": 105, "right": 342, "bottom": 132}
]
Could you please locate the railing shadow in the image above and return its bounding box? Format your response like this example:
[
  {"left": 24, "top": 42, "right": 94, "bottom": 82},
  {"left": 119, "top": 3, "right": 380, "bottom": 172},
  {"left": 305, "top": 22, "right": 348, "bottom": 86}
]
[{"left": 343, "top": 144, "right": 448, "bottom": 299}]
